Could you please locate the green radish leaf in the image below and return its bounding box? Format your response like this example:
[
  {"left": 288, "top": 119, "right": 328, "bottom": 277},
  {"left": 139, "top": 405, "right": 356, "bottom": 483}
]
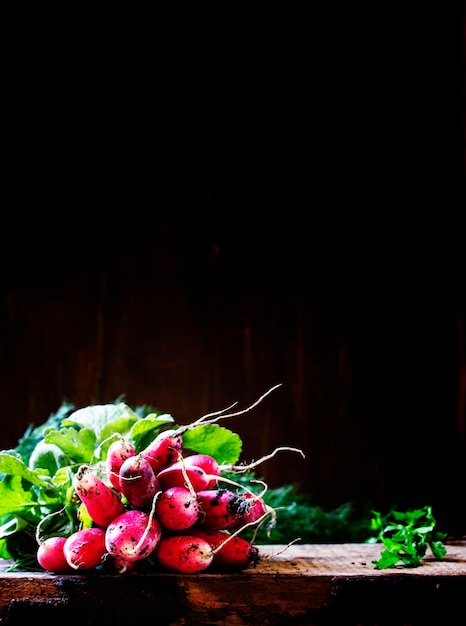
[
  {"left": 53, "top": 466, "right": 73, "bottom": 487},
  {"left": 0, "top": 452, "right": 51, "bottom": 488},
  {"left": 44, "top": 427, "right": 96, "bottom": 464},
  {"left": 181, "top": 424, "right": 242, "bottom": 465},
  {"left": 0, "top": 475, "right": 38, "bottom": 517},
  {"left": 99, "top": 417, "right": 140, "bottom": 449},
  {"left": 63, "top": 402, "right": 139, "bottom": 439},
  {"left": 130, "top": 413, "right": 175, "bottom": 451},
  {"left": 0, "top": 516, "right": 32, "bottom": 561},
  {"left": 28, "top": 441, "right": 69, "bottom": 475},
  {"left": 0, "top": 516, "right": 29, "bottom": 539}
]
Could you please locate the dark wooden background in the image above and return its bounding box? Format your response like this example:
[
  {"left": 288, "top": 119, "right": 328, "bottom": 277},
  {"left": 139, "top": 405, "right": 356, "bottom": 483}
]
[{"left": 1, "top": 8, "right": 465, "bottom": 537}]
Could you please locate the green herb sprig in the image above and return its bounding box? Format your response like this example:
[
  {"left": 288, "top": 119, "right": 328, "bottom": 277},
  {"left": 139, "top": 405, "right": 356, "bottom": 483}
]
[{"left": 369, "top": 505, "right": 447, "bottom": 568}]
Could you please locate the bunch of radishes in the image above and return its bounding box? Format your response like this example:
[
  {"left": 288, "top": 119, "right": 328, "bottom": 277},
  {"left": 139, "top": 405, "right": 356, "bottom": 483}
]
[
  {"left": 35, "top": 386, "right": 305, "bottom": 575},
  {"left": 36, "top": 428, "right": 287, "bottom": 575}
]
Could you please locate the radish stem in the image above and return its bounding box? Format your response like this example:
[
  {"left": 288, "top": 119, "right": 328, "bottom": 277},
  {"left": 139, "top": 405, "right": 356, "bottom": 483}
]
[
  {"left": 210, "top": 509, "right": 274, "bottom": 555},
  {"left": 133, "top": 491, "right": 161, "bottom": 556},
  {"left": 221, "top": 445, "right": 305, "bottom": 473},
  {"left": 176, "top": 384, "right": 283, "bottom": 435},
  {"left": 35, "top": 506, "right": 67, "bottom": 545}
]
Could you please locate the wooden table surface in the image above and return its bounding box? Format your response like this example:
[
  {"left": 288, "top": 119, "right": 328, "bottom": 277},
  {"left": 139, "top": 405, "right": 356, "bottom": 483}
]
[{"left": 1, "top": 542, "right": 466, "bottom": 625}]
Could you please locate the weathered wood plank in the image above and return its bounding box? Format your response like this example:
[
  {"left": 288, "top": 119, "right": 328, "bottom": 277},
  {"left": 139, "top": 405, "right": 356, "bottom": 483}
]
[{"left": 1, "top": 543, "right": 465, "bottom": 625}]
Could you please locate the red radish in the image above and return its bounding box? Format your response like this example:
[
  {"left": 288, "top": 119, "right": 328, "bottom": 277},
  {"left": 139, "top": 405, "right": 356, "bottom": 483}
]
[
  {"left": 63, "top": 527, "right": 107, "bottom": 570},
  {"left": 154, "top": 535, "right": 213, "bottom": 573},
  {"left": 183, "top": 453, "right": 220, "bottom": 488},
  {"left": 215, "top": 534, "right": 259, "bottom": 571},
  {"left": 233, "top": 493, "right": 269, "bottom": 527},
  {"left": 73, "top": 464, "right": 125, "bottom": 527},
  {"left": 155, "top": 486, "right": 199, "bottom": 530},
  {"left": 106, "top": 437, "right": 136, "bottom": 490},
  {"left": 156, "top": 461, "right": 211, "bottom": 492},
  {"left": 190, "top": 528, "right": 260, "bottom": 571},
  {"left": 36, "top": 536, "right": 73, "bottom": 573},
  {"left": 105, "top": 509, "right": 162, "bottom": 562},
  {"left": 140, "top": 432, "right": 183, "bottom": 473},
  {"left": 119, "top": 454, "right": 160, "bottom": 510},
  {"left": 196, "top": 488, "right": 250, "bottom": 530},
  {"left": 110, "top": 555, "right": 138, "bottom": 574}
]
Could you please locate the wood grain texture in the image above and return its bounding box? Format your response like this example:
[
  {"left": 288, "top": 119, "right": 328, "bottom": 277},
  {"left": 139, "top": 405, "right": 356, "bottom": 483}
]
[{"left": 1, "top": 543, "right": 466, "bottom": 625}]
